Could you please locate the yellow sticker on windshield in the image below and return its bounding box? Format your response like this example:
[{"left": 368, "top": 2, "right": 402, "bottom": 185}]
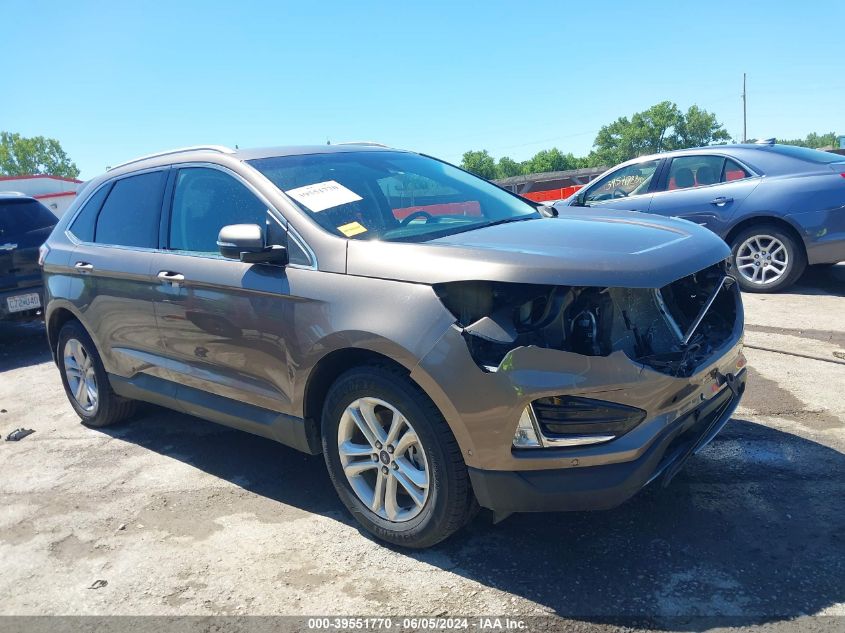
[{"left": 338, "top": 221, "right": 367, "bottom": 237}]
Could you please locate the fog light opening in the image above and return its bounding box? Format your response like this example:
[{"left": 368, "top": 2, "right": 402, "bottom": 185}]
[{"left": 513, "top": 406, "right": 543, "bottom": 448}]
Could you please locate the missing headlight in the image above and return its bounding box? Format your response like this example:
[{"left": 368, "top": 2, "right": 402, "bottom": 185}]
[{"left": 435, "top": 262, "right": 739, "bottom": 378}]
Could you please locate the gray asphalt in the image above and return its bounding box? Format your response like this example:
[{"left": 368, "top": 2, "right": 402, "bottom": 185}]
[{"left": 0, "top": 265, "right": 843, "bottom": 631}]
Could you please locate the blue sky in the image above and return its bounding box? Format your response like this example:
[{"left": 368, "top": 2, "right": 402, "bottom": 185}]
[{"left": 2, "top": 0, "right": 843, "bottom": 179}]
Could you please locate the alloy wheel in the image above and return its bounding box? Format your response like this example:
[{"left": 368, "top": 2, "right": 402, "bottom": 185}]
[
  {"left": 735, "top": 234, "right": 789, "bottom": 285},
  {"left": 63, "top": 338, "right": 99, "bottom": 413},
  {"left": 337, "top": 397, "right": 430, "bottom": 522}
]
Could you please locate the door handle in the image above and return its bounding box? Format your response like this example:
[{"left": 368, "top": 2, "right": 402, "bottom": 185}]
[
  {"left": 157, "top": 270, "right": 185, "bottom": 284},
  {"left": 74, "top": 261, "right": 94, "bottom": 272},
  {"left": 710, "top": 197, "right": 733, "bottom": 207},
  {"left": 0, "top": 243, "right": 17, "bottom": 251}
]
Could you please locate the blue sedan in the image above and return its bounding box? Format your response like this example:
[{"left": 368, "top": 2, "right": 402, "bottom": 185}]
[{"left": 554, "top": 142, "right": 845, "bottom": 292}]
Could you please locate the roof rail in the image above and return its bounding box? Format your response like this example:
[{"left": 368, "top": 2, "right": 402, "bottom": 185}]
[
  {"left": 335, "top": 141, "right": 390, "bottom": 148},
  {"left": 108, "top": 145, "right": 236, "bottom": 171}
]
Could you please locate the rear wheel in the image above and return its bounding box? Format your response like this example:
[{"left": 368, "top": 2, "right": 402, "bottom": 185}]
[
  {"left": 57, "top": 320, "right": 136, "bottom": 427},
  {"left": 321, "top": 365, "right": 476, "bottom": 548},
  {"left": 730, "top": 224, "right": 805, "bottom": 293}
]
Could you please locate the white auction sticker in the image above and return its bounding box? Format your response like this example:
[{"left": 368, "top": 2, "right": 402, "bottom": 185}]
[{"left": 285, "top": 180, "right": 362, "bottom": 212}]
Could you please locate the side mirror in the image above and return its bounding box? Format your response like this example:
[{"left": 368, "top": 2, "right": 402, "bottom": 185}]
[
  {"left": 217, "top": 224, "right": 288, "bottom": 265},
  {"left": 574, "top": 190, "right": 588, "bottom": 207}
]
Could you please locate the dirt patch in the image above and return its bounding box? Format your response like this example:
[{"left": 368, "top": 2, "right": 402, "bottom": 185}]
[{"left": 49, "top": 533, "right": 108, "bottom": 563}]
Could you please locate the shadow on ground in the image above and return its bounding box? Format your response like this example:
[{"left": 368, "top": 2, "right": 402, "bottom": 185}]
[
  {"left": 788, "top": 263, "right": 845, "bottom": 297},
  {"left": 0, "top": 320, "right": 51, "bottom": 372},
  {"left": 94, "top": 405, "right": 845, "bottom": 629}
]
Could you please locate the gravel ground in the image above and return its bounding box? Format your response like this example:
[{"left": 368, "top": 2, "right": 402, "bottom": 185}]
[{"left": 0, "top": 265, "right": 843, "bottom": 631}]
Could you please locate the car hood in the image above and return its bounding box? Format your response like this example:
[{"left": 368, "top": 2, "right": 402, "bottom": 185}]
[{"left": 346, "top": 210, "right": 730, "bottom": 288}]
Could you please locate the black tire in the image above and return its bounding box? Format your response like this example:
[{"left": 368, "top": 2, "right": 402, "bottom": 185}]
[
  {"left": 730, "top": 224, "right": 806, "bottom": 293},
  {"left": 56, "top": 320, "right": 136, "bottom": 428},
  {"left": 321, "top": 364, "right": 476, "bottom": 548}
]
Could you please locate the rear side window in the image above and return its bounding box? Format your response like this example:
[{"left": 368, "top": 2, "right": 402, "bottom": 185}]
[
  {"left": 69, "top": 184, "right": 111, "bottom": 242},
  {"left": 0, "top": 199, "right": 56, "bottom": 239},
  {"left": 95, "top": 171, "right": 166, "bottom": 248},
  {"left": 666, "top": 155, "right": 725, "bottom": 190},
  {"left": 169, "top": 167, "right": 267, "bottom": 254},
  {"left": 723, "top": 158, "right": 751, "bottom": 182}
]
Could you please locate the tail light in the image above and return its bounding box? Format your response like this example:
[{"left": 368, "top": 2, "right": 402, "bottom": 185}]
[{"left": 38, "top": 243, "right": 50, "bottom": 267}]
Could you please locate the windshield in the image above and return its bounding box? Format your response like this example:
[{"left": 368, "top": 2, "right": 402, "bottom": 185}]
[{"left": 248, "top": 151, "right": 539, "bottom": 242}]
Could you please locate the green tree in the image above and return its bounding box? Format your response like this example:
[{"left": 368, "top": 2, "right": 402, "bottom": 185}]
[
  {"left": 592, "top": 101, "right": 682, "bottom": 165},
  {"left": 0, "top": 132, "right": 80, "bottom": 178},
  {"left": 496, "top": 156, "right": 524, "bottom": 178},
  {"left": 778, "top": 132, "right": 837, "bottom": 148},
  {"left": 592, "top": 101, "right": 729, "bottom": 165},
  {"left": 676, "top": 105, "right": 731, "bottom": 148},
  {"left": 460, "top": 149, "right": 498, "bottom": 179},
  {"left": 523, "top": 148, "right": 579, "bottom": 174}
]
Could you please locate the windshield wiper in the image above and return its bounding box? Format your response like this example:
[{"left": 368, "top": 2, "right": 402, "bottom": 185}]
[
  {"left": 479, "top": 214, "right": 540, "bottom": 229},
  {"left": 386, "top": 213, "right": 539, "bottom": 243}
]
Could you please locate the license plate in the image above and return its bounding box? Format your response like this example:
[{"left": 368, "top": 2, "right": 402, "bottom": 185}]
[{"left": 6, "top": 292, "right": 41, "bottom": 313}]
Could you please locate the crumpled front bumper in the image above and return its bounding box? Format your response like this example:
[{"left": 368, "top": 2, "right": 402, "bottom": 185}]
[
  {"left": 468, "top": 368, "right": 745, "bottom": 513},
  {"left": 409, "top": 319, "right": 746, "bottom": 512}
]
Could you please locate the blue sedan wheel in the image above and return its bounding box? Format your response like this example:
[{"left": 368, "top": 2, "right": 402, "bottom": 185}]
[{"left": 730, "top": 224, "right": 806, "bottom": 293}]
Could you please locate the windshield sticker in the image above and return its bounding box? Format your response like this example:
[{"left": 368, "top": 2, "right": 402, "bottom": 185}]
[
  {"left": 337, "top": 221, "right": 367, "bottom": 237},
  {"left": 285, "top": 180, "right": 362, "bottom": 212}
]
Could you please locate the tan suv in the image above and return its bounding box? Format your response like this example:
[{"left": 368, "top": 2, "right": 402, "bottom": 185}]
[{"left": 42, "top": 144, "right": 746, "bottom": 547}]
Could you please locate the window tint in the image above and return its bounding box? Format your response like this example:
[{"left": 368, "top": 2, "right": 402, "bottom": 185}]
[
  {"left": 585, "top": 160, "right": 660, "bottom": 202},
  {"left": 169, "top": 168, "right": 268, "bottom": 253},
  {"left": 666, "top": 155, "right": 725, "bottom": 190},
  {"left": 0, "top": 199, "right": 56, "bottom": 239},
  {"left": 95, "top": 171, "right": 166, "bottom": 248},
  {"left": 69, "top": 184, "right": 111, "bottom": 242},
  {"left": 723, "top": 158, "right": 751, "bottom": 182}
]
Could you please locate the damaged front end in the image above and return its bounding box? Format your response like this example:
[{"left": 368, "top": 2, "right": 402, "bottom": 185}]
[
  {"left": 432, "top": 260, "right": 742, "bottom": 450},
  {"left": 434, "top": 260, "right": 741, "bottom": 380}
]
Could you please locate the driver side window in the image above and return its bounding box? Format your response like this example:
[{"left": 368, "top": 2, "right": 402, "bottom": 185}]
[
  {"left": 169, "top": 167, "right": 268, "bottom": 254},
  {"left": 585, "top": 159, "right": 660, "bottom": 203}
]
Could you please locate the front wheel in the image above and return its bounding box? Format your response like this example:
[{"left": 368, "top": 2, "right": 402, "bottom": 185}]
[
  {"left": 321, "top": 365, "right": 476, "bottom": 548},
  {"left": 730, "top": 225, "right": 806, "bottom": 293},
  {"left": 56, "top": 320, "right": 136, "bottom": 427}
]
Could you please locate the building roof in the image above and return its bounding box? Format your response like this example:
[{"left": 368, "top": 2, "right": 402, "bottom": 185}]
[
  {"left": 0, "top": 174, "right": 82, "bottom": 184},
  {"left": 493, "top": 166, "right": 606, "bottom": 188}
]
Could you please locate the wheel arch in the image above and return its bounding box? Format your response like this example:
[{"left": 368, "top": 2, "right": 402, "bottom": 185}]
[
  {"left": 724, "top": 215, "right": 807, "bottom": 259},
  {"left": 45, "top": 303, "right": 86, "bottom": 362},
  {"left": 302, "top": 347, "right": 415, "bottom": 442}
]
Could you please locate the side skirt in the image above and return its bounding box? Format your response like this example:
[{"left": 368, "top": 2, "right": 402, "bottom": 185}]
[{"left": 109, "top": 373, "right": 321, "bottom": 455}]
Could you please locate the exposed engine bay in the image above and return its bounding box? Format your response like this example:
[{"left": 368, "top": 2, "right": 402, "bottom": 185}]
[{"left": 434, "top": 261, "right": 739, "bottom": 377}]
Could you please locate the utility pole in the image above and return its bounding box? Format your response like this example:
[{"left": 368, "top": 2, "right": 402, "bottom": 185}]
[{"left": 742, "top": 73, "right": 747, "bottom": 143}]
